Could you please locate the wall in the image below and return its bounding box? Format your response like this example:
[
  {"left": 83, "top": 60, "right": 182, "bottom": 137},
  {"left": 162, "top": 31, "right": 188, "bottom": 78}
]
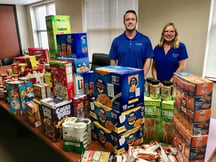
[
  {"left": 55, "top": 0, "right": 84, "bottom": 33},
  {"left": 138, "top": 0, "right": 210, "bottom": 77}
]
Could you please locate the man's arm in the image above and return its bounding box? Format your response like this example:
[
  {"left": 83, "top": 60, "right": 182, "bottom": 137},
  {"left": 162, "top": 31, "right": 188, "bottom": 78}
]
[
  {"left": 143, "top": 58, "right": 152, "bottom": 77},
  {"left": 110, "top": 59, "right": 116, "bottom": 65}
]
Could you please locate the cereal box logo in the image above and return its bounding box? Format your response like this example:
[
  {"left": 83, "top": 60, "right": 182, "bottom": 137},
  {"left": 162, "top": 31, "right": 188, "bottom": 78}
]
[
  {"left": 56, "top": 104, "right": 71, "bottom": 120},
  {"left": 42, "top": 106, "right": 52, "bottom": 119},
  {"left": 96, "top": 78, "right": 105, "bottom": 93}
]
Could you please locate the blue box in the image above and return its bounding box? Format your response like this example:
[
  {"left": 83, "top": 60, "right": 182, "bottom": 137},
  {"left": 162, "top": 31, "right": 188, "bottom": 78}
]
[
  {"left": 58, "top": 57, "right": 90, "bottom": 74},
  {"left": 56, "top": 33, "right": 88, "bottom": 58},
  {"left": 93, "top": 65, "right": 144, "bottom": 113}
]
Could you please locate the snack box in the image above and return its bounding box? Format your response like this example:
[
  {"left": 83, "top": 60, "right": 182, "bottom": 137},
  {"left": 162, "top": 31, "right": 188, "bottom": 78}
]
[
  {"left": 158, "top": 100, "right": 174, "bottom": 144},
  {"left": 28, "top": 48, "right": 49, "bottom": 64},
  {"left": 143, "top": 96, "right": 161, "bottom": 142},
  {"left": 25, "top": 101, "right": 42, "bottom": 127},
  {"left": 92, "top": 121, "right": 143, "bottom": 154},
  {"left": 94, "top": 66, "right": 144, "bottom": 113},
  {"left": 73, "top": 74, "right": 84, "bottom": 96},
  {"left": 90, "top": 101, "right": 144, "bottom": 134},
  {"left": 33, "top": 83, "right": 52, "bottom": 99},
  {"left": 174, "top": 107, "right": 210, "bottom": 135},
  {"left": 56, "top": 33, "right": 88, "bottom": 58},
  {"left": 40, "top": 97, "right": 73, "bottom": 142},
  {"left": 50, "top": 60, "right": 75, "bottom": 100},
  {"left": 46, "top": 15, "right": 71, "bottom": 60},
  {"left": 173, "top": 72, "right": 213, "bottom": 96},
  {"left": 6, "top": 80, "right": 27, "bottom": 115},
  {"left": 173, "top": 118, "right": 208, "bottom": 162},
  {"left": 57, "top": 57, "right": 89, "bottom": 74},
  {"left": 18, "top": 77, "right": 34, "bottom": 101}
]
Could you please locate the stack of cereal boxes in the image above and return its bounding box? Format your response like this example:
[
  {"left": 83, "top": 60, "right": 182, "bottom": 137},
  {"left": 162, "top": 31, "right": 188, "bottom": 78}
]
[
  {"left": 46, "top": 15, "right": 71, "bottom": 60},
  {"left": 172, "top": 72, "right": 213, "bottom": 162},
  {"left": 90, "top": 65, "right": 144, "bottom": 154}
]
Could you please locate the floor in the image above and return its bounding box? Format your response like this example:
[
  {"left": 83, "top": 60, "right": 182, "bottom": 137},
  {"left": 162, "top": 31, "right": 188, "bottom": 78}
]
[{"left": 0, "top": 107, "right": 68, "bottom": 162}]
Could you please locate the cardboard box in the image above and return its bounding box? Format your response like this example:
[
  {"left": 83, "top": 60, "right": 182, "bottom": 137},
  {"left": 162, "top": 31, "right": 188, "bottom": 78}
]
[
  {"left": 40, "top": 97, "right": 73, "bottom": 141},
  {"left": 46, "top": 15, "right": 71, "bottom": 60},
  {"left": 56, "top": 33, "right": 88, "bottom": 58},
  {"left": 28, "top": 48, "right": 49, "bottom": 64},
  {"left": 90, "top": 101, "right": 144, "bottom": 134},
  {"left": 94, "top": 66, "right": 144, "bottom": 113},
  {"left": 26, "top": 101, "right": 42, "bottom": 127}
]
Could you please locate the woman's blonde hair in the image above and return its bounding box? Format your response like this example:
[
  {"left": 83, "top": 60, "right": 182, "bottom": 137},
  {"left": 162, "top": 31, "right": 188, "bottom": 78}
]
[{"left": 158, "top": 22, "right": 180, "bottom": 48}]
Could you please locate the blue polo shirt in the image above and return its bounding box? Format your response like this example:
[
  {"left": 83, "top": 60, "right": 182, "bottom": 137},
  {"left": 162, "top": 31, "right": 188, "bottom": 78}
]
[
  {"left": 153, "top": 42, "right": 188, "bottom": 82},
  {"left": 109, "top": 31, "right": 154, "bottom": 69}
]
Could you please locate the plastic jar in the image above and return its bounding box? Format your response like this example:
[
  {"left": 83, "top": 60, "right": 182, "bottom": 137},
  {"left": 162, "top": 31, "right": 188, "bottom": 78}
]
[
  {"left": 145, "top": 78, "right": 153, "bottom": 97},
  {"left": 150, "top": 79, "right": 160, "bottom": 99},
  {"left": 161, "top": 80, "right": 173, "bottom": 101}
]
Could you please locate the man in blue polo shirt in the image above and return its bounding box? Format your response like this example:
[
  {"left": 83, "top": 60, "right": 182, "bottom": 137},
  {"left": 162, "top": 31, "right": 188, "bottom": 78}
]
[{"left": 109, "top": 10, "right": 154, "bottom": 77}]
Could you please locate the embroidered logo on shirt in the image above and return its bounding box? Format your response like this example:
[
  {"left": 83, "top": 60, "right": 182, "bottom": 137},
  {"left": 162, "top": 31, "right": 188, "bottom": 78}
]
[
  {"left": 172, "top": 53, "right": 179, "bottom": 57},
  {"left": 135, "top": 43, "right": 143, "bottom": 46}
]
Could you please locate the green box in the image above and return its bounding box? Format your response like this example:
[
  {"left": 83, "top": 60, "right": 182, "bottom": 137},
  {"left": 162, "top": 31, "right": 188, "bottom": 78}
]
[
  {"left": 46, "top": 15, "right": 71, "bottom": 60},
  {"left": 158, "top": 100, "right": 174, "bottom": 145},
  {"left": 143, "top": 96, "right": 161, "bottom": 143}
]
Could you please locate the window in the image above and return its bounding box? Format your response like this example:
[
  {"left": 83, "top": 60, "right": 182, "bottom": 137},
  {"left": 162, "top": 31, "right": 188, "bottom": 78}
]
[
  {"left": 30, "top": 1, "right": 56, "bottom": 49},
  {"left": 203, "top": 0, "right": 216, "bottom": 79},
  {"left": 84, "top": 0, "right": 138, "bottom": 61}
]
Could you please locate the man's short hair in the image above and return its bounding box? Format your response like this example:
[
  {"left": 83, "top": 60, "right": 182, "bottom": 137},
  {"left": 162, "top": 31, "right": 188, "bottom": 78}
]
[{"left": 123, "top": 10, "right": 137, "bottom": 21}]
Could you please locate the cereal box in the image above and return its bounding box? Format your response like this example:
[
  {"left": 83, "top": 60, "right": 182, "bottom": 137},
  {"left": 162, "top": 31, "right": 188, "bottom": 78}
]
[
  {"left": 56, "top": 33, "right": 88, "bottom": 58},
  {"left": 50, "top": 60, "right": 75, "bottom": 100},
  {"left": 90, "top": 101, "right": 144, "bottom": 134},
  {"left": 92, "top": 121, "right": 143, "bottom": 154},
  {"left": 46, "top": 15, "right": 71, "bottom": 60},
  {"left": 83, "top": 71, "right": 94, "bottom": 97},
  {"left": 94, "top": 66, "right": 144, "bottom": 113},
  {"left": 40, "top": 97, "right": 73, "bottom": 141},
  {"left": 6, "top": 81, "right": 27, "bottom": 114},
  {"left": 33, "top": 83, "right": 51, "bottom": 99},
  {"left": 173, "top": 118, "right": 208, "bottom": 162},
  {"left": 25, "top": 101, "right": 42, "bottom": 127},
  {"left": 28, "top": 48, "right": 49, "bottom": 64}
]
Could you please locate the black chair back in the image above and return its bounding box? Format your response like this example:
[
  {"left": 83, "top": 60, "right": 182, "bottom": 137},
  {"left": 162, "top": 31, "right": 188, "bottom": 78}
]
[
  {"left": 2, "top": 57, "right": 14, "bottom": 65},
  {"left": 91, "top": 53, "right": 110, "bottom": 70}
]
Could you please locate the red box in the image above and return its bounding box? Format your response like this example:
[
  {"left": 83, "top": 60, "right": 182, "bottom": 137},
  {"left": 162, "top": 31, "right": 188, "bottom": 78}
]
[{"left": 28, "top": 48, "right": 49, "bottom": 64}]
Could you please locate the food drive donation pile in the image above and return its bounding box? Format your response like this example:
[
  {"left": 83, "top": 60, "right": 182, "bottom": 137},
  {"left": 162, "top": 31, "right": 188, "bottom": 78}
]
[{"left": 0, "top": 15, "right": 214, "bottom": 162}]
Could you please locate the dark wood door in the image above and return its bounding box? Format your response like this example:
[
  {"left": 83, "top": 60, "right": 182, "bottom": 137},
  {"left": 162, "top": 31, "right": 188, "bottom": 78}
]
[{"left": 0, "top": 5, "right": 21, "bottom": 60}]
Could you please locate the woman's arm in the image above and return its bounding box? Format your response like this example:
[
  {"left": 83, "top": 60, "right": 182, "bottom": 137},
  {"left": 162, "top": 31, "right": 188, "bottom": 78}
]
[
  {"left": 169, "top": 59, "right": 186, "bottom": 82},
  {"left": 151, "top": 60, "right": 157, "bottom": 80}
]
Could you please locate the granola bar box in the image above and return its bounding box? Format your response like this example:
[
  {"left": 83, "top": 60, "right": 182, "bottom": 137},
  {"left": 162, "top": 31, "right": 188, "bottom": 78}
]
[
  {"left": 93, "top": 65, "right": 144, "bottom": 113},
  {"left": 40, "top": 97, "right": 72, "bottom": 142}
]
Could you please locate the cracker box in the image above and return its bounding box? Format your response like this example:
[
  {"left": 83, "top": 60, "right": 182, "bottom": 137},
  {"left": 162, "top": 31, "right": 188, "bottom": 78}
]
[
  {"left": 46, "top": 15, "right": 71, "bottom": 60},
  {"left": 143, "top": 96, "right": 161, "bottom": 142},
  {"left": 25, "top": 101, "right": 42, "bottom": 127},
  {"left": 90, "top": 101, "right": 144, "bottom": 134},
  {"left": 57, "top": 57, "right": 90, "bottom": 74},
  {"left": 6, "top": 81, "right": 27, "bottom": 115},
  {"left": 174, "top": 107, "right": 210, "bottom": 135},
  {"left": 94, "top": 66, "right": 144, "bottom": 113},
  {"left": 50, "top": 60, "right": 75, "bottom": 100},
  {"left": 173, "top": 72, "right": 213, "bottom": 96},
  {"left": 92, "top": 121, "right": 143, "bottom": 154},
  {"left": 40, "top": 97, "right": 73, "bottom": 141},
  {"left": 56, "top": 33, "right": 88, "bottom": 58},
  {"left": 173, "top": 118, "right": 208, "bottom": 162},
  {"left": 158, "top": 100, "right": 174, "bottom": 144}
]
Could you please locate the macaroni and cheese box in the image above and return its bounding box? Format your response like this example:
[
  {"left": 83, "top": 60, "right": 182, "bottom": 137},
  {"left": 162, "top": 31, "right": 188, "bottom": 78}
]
[
  {"left": 50, "top": 60, "right": 75, "bottom": 100},
  {"left": 56, "top": 33, "right": 88, "bottom": 58},
  {"left": 94, "top": 66, "right": 144, "bottom": 113},
  {"left": 40, "top": 97, "right": 73, "bottom": 142},
  {"left": 92, "top": 121, "right": 143, "bottom": 154},
  {"left": 46, "top": 15, "right": 71, "bottom": 60},
  {"left": 90, "top": 101, "right": 144, "bottom": 134}
]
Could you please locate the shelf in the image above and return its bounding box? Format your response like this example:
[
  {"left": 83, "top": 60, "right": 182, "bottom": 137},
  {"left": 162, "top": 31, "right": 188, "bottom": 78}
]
[{"left": 0, "top": 100, "right": 106, "bottom": 162}]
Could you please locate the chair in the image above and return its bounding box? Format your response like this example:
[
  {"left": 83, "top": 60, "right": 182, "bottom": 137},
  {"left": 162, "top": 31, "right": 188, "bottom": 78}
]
[
  {"left": 91, "top": 53, "right": 110, "bottom": 70},
  {"left": 2, "top": 57, "right": 14, "bottom": 65},
  {"left": 0, "top": 59, "right": 3, "bottom": 66}
]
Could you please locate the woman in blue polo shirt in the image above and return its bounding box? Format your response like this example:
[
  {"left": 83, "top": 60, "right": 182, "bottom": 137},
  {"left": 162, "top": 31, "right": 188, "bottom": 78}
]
[{"left": 152, "top": 22, "right": 188, "bottom": 82}]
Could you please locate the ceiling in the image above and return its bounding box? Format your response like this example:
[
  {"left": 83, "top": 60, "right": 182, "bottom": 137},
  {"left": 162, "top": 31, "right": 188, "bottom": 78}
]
[{"left": 0, "top": 0, "right": 42, "bottom": 5}]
